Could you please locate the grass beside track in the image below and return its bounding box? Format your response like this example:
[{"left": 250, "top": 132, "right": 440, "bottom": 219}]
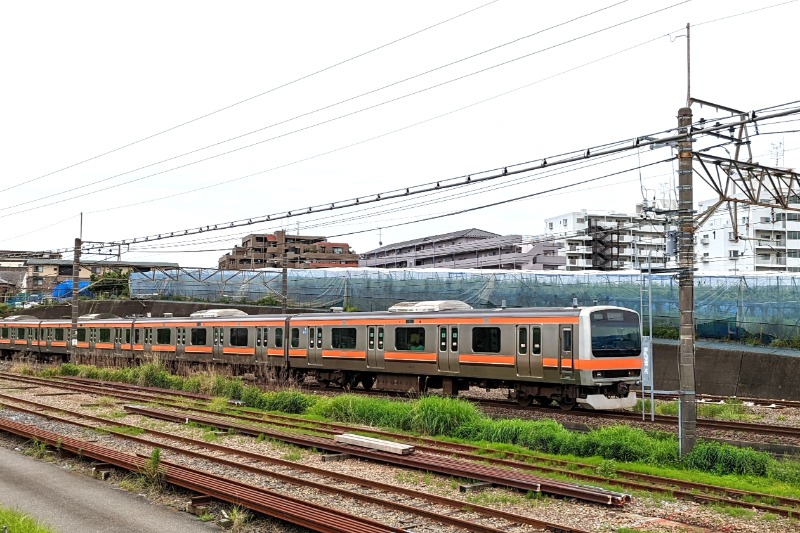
[
  {"left": 29, "top": 362, "right": 800, "bottom": 496},
  {"left": 0, "top": 505, "right": 55, "bottom": 533}
]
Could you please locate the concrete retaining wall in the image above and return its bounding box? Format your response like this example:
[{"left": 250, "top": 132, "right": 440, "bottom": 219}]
[{"left": 653, "top": 341, "right": 800, "bottom": 401}]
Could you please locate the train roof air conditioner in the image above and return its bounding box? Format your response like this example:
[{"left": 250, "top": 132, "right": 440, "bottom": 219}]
[{"left": 388, "top": 300, "right": 473, "bottom": 313}]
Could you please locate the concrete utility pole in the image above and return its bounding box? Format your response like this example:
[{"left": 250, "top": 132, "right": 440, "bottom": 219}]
[
  {"left": 677, "top": 106, "right": 696, "bottom": 454},
  {"left": 70, "top": 237, "right": 81, "bottom": 346}
]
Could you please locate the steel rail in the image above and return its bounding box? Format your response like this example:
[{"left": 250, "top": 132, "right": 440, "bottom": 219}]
[
  {"left": 473, "top": 397, "right": 800, "bottom": 439},
  {"left": 124, "top": 404, "right": 629, "bottom": 506},
  {"left": 7, "top": 373, "right": 799, "bottom": 516},
  {"left": 0, "top": 416, "right": 400, "bottom": 533},
  {"left": 7, "top": 370, "right": 800, "bottom": 516},
  {"left": 0, "top": 395, "right": 590, "bottom": 533}
]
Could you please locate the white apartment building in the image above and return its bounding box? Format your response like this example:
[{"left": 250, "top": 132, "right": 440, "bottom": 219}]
[
  {"left": 542, "top": 204, "right": 676, "bottom": 271},
  {"left": 695, "top": 198, "right": 800, "bottom": 272}
]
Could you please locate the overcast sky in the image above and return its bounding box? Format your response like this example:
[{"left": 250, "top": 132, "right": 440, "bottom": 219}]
[{"left": 1, "top": 0, "right": 798, "bottom": 267}]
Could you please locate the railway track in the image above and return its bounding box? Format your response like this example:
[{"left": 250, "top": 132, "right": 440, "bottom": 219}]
[
  {"left": 2, "top": 372, "right": 799, "bottom": 521},
  {"left": 0, "top": 383, "right": 605, "bottom": 532},
  {"left": 0, "top": 416, "right": 400, "bottom": 533},
  {"left": 472, "top": 397, "right": 800, "bottom": 440}
]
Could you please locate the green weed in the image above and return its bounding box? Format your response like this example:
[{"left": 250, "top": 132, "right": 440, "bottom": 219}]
[{"left": 0, "top": 504, "right": 55, "bottom": 533}]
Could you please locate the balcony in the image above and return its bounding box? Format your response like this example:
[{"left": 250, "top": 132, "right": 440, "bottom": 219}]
[{"left": 756, "top": 257, "right": 787, "bottom": 266}]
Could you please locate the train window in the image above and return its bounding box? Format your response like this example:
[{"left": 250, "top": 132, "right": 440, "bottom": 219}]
[
  {"left": 517, "top": 327, "right": 527, "bottom": 354},
  {"left": 378, "top": 328, "right": 384, "bottom": 350},
  {"left": 229, "top": 328, "right": 248, "bottom": 347},
  {"left": 99, "top": 328, "right": 112, "bottom": 343},
  {"left": 369, "top": 328, "right": 375, "bottom": 349},
  {"left": 331, "top": 328, "right": 356, "bottom": 349},
  {"left": 590, "top": 310, "right": 641, "bottom": 356},
  {"left": 290, "top": 328, "right": 300, "bottom": 348},
  {"left": 134, "top": 329, "right": 141, "bottom": 344},
  {"left": 263, "top": 328, "right": 269, "bottom": 346},
  {"left": 256, "top": 328, "right": 262, "bottom": 347},
  {"left": 532, "top": 326, "right": 541, "bottom": 355},
  {"left": 562, "top": 329, "right": 573, "bottom": 353},
  {"left": 472, "top": 327, "right": 500, "bottom": 353},
  {"left": 1, "top": 328, "right": 8, "bottom": 339},
  {"left": 125, "top": 329, "right": 131, "bottom": 344},
  {"left": 157, "top": 328, "right": 171, "bottom": 345},
  {"left": 316, "top": 327, "right": 322, "bottom": 348},
  {"left": 17, "top": 328, "right": 25, "bottom": 340},
  {"left": 77, "top": 328, "right": 87, "bottom": 342},
  {"left": 439, "top": 327, "right": 447, "bottom": 351},
  {"left": 396, "top": 327, "right": 425, "bottom": 351},
  {"left": 190, "top": 328, "right": 207, "bottom": 345},
  {"left": 275, "top": 327, "right": 283, "bottom": 348},
  {"left": 451, "top": 328, "right": 458, "bottom": 351}
]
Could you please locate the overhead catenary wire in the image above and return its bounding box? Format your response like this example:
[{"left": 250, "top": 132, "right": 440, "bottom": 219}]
[
  {"left": 47, "top": 101, "right": 800, "bottom": 255},
  {"left": 121, "top": 149, "right": 661, "bottom": 253},
  {"left": 0, "top": 0, "right": 502, "bottom": 195},
  {"left": 71, "top": 26, "right": 694, "bottom": 222},
  {"left": 2, "top": 0, "right": 687, "bottom": 217}
]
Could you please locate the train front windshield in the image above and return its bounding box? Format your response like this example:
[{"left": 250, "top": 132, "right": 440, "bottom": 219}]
[{"left": 590, "top": 309, "right": 641, "bottom": 357}]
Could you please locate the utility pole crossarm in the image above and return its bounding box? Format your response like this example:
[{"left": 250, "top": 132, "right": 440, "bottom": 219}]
[{"left": 694, "top": 153, "right": 800, "bottom": 213}]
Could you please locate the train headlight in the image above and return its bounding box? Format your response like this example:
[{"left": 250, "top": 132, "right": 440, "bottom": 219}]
[{"left": 593, "top": 371, "right": 604, "bottom": 378}]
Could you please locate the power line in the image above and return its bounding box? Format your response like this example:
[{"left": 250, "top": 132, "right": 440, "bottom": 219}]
[
  {"left": 693, "top": 0, "right": 798, "bottom": 28},
  {"left": 328, "top": 158, "right": 674, "bottom": 239},
  {"left": 2, "top": 0, "right": 686, "bottom": 217},
  {"left": 0, "top": 0, "right": 501, "bottom": 195},
  {"left": 55, "top": 100, "right": 800, "bottom": 254},
  {"left": 68, "top": 25, "right": 690, "bottom": 221}
]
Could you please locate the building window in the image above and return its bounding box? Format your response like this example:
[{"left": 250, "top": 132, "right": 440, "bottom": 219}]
[
  {"left": 333, "top": 247, "right": 344, "bottom": 254},
  {"left": 33, "top": 266, "right": 43, "bottom": 273},
  {"left": 789, "top": 231, "right": 800, "bottom": 240},
  {"left": 729, "top": 250, "right": 739, "bottom": 258},
  {"left": 548, "top": 222, "right": 553, "bottom": 230}
]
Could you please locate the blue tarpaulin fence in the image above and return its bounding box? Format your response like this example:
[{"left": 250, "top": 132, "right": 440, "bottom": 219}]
[{"left": 129, "top": 268, "right": 800, "bottom": 340}]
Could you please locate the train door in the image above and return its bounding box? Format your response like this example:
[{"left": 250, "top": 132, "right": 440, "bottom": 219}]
[
  {"left": 212, "top": 326, "right": 224, "bottom": 359},
  {"left": 307, "top": 326, "right": 322, "bottom": 366},
  {"left": 515, "top": 325, "right": 544, "bottom": 378},
  {"left": 143, "top": 327, "right": 153, "bottom": 353},
  {"left": 45, "top": 327, "right": 53, "bottom": 351},
  {"left": 558, "top": 325, "right": 574, "bottom": 377},
  {"left": 437, "top": 325, "right": 460, "bottom": 373},
  {"left": 114, "top": 328, "right": 123, "bottom": 354},
  {"left": 175, "top": 327, "right": 185, "bottom": 358},
  {"left": 366, "top": 326, "right": 385, "bottom": 369},
  {"left": 89, "top": 328, "right": 97, "bottom": 351},
  {"left": 255, "top": 327, "right": 266, "bottom": 361}
]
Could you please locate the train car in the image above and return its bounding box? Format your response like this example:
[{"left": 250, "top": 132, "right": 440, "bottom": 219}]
[{"left": 0, "top": 301, "right": 642, "bottom": 410}]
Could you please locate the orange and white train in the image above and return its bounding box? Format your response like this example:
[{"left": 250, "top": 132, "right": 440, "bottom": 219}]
[{"left": 0, "top": 301, "right": 642, "bottom": 410}]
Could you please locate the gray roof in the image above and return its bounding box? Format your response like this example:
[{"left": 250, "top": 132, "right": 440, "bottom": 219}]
[
  {"left": 25, "top": 259, "right": 179, "bottom": 268},
  {"left": 365, "top": 228, "right": 500, "bottom": 255}
]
